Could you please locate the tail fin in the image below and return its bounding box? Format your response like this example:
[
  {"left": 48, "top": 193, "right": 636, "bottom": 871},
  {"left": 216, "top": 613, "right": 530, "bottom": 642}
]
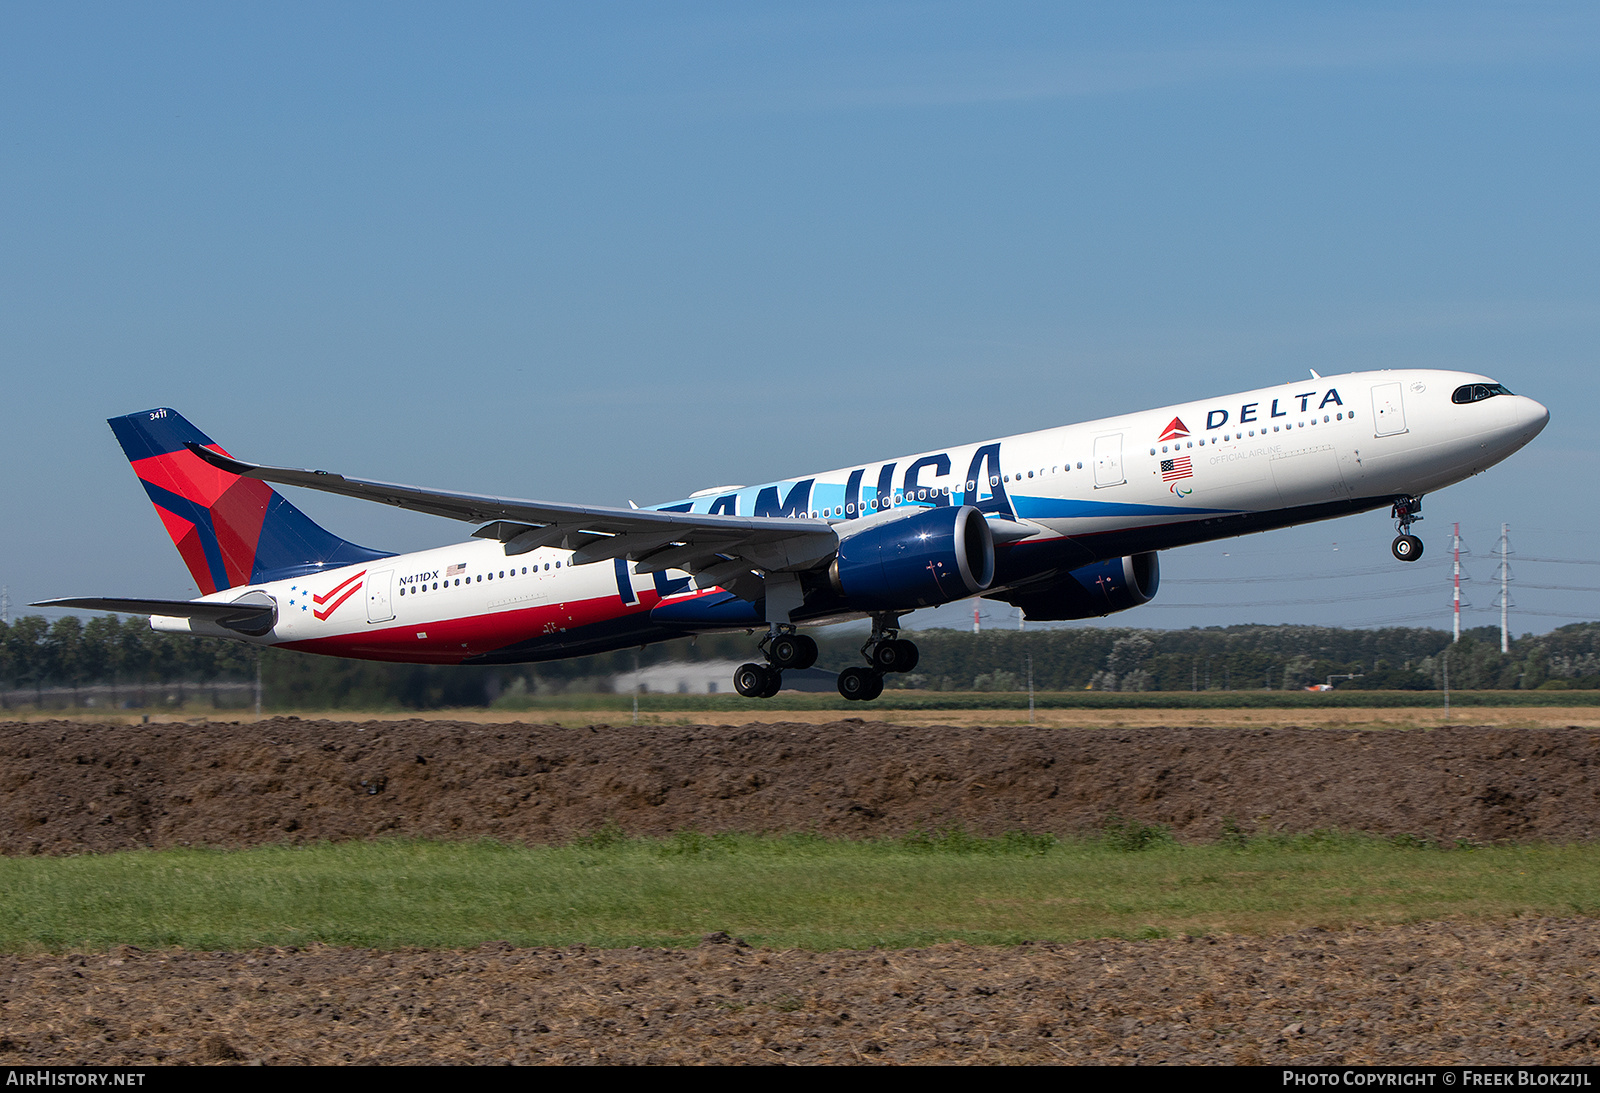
[{"left": 109, "top": 408, "right": 392, "bottom": 593}]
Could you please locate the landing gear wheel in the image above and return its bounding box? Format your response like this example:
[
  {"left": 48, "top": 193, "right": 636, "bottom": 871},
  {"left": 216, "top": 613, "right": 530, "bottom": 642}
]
[
  {"left": 871, "top": 639, "right": 919, "bottom": 674},
  {"left": 837, "top": 666, "right": 884, "bottom": 701},
  {"left": 734, "top": 662, "right": 779, "bottom": 698},
  {"left": 768, "top": 634, "right": 818, "bottom": 670},
  {"left": 1391, "top": 535, "right": 1424, "bottom": 562},
  {"left": 759, "top": 667, "right": 783, "bottom": 698},
  {"left": 1389, "top": 496, "right": 1424, "bottom": 561},
  {"left": 889, "top": 639, "right": 918, "bottom": 673}
]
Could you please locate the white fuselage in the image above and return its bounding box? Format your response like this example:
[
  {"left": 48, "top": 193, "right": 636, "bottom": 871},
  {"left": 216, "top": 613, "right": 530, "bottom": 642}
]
[{"left": 155, "top": 368, "right": 1547, "bottom": 663}]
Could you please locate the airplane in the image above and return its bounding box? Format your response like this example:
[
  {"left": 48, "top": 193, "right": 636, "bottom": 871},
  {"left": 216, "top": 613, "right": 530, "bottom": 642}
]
[{"left": 37, "top": 369, "right": 1547, "bottom": 701}]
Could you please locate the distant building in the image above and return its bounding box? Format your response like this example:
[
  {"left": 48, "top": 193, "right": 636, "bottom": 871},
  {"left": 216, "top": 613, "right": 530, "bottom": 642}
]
[{"left": 610, "top": 659, "right": 838, "bottom": 694}]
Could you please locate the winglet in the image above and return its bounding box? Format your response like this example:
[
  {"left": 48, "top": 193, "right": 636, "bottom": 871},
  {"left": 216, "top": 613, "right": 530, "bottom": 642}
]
[{"left": 181, "top": 441, "right": 259, "bottom": 477}]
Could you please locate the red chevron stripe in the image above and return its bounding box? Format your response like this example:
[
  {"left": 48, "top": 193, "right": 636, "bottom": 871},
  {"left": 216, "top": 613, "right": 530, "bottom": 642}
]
[
  {"left": 313, "top": 581, "right": 363, "bottom": 621},
  {"left": 312, "top": 570, "right": 366, "bottom": 605}
]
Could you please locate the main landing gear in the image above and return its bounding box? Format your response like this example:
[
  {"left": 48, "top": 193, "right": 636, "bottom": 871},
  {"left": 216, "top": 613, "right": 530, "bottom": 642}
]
[
  {"left": 731, "top": 615, "right": 921, "bottom": 702},
  {"left": 837, "top": 615, "right": 920, "bottom": 703},
  {"left": 1390, "top": 495, "right": 1424, "bottom": 562},
  {"left": 732, "top": 626, "right": 819, "bottom": 699}
]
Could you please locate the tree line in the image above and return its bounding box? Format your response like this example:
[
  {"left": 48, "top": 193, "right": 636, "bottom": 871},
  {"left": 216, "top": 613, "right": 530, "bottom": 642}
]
[{"left": 2, "top": 613, "right": 1596, "bottom": 711}]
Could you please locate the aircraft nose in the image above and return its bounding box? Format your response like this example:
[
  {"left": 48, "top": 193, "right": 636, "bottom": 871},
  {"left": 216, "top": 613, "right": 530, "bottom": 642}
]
[{"left": 1520, "top": 396, "right": 1550, "bottom": 437}]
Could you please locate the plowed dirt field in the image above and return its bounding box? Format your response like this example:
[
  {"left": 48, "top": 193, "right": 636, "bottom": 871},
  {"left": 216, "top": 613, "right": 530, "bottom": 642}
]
[{"left": 3, "top": 716, "right": 1598, "bottom": 1065}]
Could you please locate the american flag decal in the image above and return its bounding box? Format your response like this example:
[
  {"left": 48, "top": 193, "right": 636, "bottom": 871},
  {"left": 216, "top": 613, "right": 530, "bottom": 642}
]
[
  {"left": 1161, "top": 456, "right": 1193, "bottom": 482},
  {"left": 446, "top": 563, "right": 466, "bottom": 576}
]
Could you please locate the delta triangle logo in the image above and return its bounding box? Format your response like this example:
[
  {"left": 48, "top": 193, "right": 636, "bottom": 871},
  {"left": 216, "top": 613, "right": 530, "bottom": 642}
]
[{"left": 1158, "top": 417, "right": 1189, "bottom": 443}]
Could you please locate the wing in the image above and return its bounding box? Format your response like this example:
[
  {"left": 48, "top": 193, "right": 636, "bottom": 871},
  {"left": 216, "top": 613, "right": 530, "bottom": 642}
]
[{"left": 184, "top": 444, "right": 839, "bottom": 598}]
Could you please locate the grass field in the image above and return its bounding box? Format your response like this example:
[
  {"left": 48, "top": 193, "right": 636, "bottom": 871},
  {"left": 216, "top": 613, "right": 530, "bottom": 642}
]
[{"left": 5, "top": 830, "right": 1597, "bottom": 953}]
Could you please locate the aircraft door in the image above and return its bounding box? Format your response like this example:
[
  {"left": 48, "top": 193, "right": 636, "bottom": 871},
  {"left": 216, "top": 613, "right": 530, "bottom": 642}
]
[
  {"left": 1371, "top": 382, "right": 1408, "bottom": 437},
  {"left": 1093, "top": 434, "right": 1125, "bottom": 488},
  {"left": 366, "top": 569, "right": 395, "bottom": 623}
]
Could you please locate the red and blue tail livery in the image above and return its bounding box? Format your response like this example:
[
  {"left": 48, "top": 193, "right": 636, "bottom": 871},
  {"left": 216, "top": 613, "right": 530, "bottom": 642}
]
[
  {"left": 107, "top": 408, "right": 391, "bottom": 594},
  {"left": 41, "top": 371, "right": 1547, "bottom": 700}
]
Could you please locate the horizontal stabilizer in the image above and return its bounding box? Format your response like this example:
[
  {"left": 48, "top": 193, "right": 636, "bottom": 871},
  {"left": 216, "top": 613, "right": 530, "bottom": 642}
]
[{"left": 34, "top": 596, "right": 278, "bottom": 635}]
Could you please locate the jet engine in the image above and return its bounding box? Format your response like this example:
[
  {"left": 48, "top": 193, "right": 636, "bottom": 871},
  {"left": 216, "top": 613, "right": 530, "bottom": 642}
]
[
  {"left": 997, "top": 552, "right": 1160, "bottom": 621},
  {"left": 828, "top": 505, "right": 996, "bottom": 610}
]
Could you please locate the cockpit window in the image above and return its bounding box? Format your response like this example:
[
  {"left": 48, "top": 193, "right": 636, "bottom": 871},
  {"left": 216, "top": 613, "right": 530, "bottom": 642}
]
[{"left": 1452, "top": 383, "right": 1513, "bottom": 404}]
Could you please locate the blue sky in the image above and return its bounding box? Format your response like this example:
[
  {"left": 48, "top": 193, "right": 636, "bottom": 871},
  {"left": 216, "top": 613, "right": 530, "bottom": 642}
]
[{"left": 4, "top": 2, "right": 1596, "bottom": 635}]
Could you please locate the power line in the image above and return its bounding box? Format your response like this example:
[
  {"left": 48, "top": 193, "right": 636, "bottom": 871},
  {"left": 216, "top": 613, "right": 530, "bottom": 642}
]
[
  {"left": 1149, "top": 584, "right": 1443, "bottom": 608},
  {"left": 1508, "top": 583, "right": 1600, "bottom": 593},
  {"left": 1178, "top": 563, "right": 1444, "bottom": 584}
]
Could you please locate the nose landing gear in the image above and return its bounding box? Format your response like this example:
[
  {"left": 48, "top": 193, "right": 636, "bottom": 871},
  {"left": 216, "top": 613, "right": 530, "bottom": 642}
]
[
  {"left": 1390, "top": 496, "right": 1424, "bottom": 562},
  {"left": 1391, "top": 534, "right": 1424, "bottom": 561}
]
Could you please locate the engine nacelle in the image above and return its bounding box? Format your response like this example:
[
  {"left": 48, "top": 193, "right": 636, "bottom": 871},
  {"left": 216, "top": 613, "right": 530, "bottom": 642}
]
[
  {"left": 998, "top": 552, "right": 1160, "bottom": 621},
  {"left": 828, "top": 505, "right": 996, "bottom": 610}
]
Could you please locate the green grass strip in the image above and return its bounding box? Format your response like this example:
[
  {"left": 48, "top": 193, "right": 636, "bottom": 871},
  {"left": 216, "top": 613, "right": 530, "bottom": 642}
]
[
  {"left": 2, "top": 832, "right": 1597, "bottom": 953},
  {"left": 488, "top": 689, "right": 1600, "bottom": 712}
]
